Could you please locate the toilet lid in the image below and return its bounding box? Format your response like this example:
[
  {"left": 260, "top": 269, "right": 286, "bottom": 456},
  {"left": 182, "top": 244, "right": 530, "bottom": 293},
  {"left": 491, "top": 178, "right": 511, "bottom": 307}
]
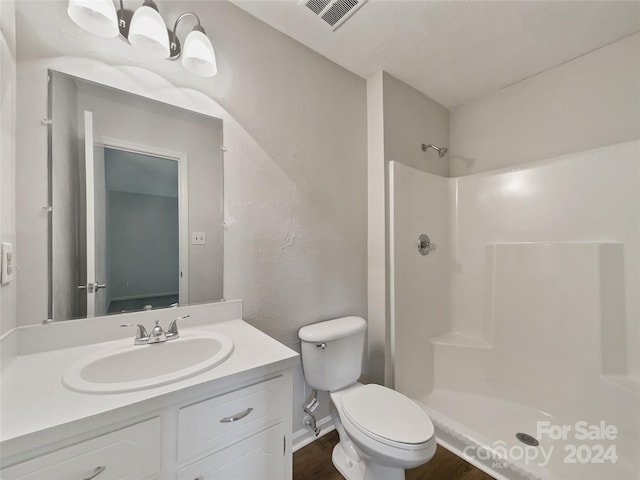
[{"left": 341, "top": 384, "right": 434, "bottom": 445}]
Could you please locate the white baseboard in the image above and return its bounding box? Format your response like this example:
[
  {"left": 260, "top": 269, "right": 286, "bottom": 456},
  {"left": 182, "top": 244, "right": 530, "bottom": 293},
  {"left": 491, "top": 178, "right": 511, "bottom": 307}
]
[{"left": 292, "top": 415, "right": 335, "bottom": 452}]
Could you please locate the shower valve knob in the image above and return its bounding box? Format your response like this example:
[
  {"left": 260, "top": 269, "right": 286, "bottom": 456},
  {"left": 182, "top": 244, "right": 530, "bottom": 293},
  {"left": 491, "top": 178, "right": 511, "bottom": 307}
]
[{"left": 418, "top": 234, "right": 436, "bottom": 255}]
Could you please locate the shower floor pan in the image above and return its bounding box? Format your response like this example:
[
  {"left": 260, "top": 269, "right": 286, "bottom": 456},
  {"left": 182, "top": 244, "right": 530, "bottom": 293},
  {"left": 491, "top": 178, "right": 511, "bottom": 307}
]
[{"left": 416, "top": 389, "right": 638, "bottom": 480}]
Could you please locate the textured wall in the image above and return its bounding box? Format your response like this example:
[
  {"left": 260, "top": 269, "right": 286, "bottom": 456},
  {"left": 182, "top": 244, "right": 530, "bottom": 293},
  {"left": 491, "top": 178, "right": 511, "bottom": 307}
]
[{"left": 449, "top": 33, "right": 640, "bottom": 176}]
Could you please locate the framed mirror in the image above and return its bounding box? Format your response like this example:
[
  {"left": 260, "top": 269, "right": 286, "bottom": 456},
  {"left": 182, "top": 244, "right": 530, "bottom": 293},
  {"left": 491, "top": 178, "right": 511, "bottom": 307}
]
[{"left": 49, "top": 71, "right": 223, "bottom": 321}]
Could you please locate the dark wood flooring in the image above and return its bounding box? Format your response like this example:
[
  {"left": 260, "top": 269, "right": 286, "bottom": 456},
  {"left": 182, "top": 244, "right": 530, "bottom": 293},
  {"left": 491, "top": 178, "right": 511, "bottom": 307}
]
[{"left": 293, "top": 430, "right": 495, "bottom": 480}]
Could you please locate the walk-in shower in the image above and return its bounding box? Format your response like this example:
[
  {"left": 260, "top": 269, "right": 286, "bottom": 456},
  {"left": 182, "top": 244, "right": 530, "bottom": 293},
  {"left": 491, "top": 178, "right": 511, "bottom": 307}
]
[{"left": 389, "top": 140, "right": 640, "bottom": 480}]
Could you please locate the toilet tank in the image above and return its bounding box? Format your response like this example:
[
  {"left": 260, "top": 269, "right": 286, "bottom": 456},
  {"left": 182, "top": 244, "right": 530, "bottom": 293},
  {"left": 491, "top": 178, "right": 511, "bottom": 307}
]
[{"left": 298, "top": 316, "right": 367, "bottom": 392}]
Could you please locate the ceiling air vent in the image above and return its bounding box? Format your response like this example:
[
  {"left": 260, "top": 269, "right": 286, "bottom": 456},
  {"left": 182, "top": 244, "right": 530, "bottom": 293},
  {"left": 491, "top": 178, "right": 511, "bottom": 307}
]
[{"left": 303, "top": 0, "right": 368, "bottom": 31}]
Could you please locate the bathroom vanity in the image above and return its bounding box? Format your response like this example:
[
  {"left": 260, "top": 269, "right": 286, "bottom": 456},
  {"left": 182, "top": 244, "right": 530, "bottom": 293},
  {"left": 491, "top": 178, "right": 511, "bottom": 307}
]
[{"left": 0, "top": 301, "right": 298, "bottom": 480}]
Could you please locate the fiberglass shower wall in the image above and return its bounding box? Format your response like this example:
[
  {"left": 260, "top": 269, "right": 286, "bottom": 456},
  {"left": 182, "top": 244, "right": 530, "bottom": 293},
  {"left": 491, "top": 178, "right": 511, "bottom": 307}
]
[{"left": 390, "top": 139, "right": 639, "bottom": 444}]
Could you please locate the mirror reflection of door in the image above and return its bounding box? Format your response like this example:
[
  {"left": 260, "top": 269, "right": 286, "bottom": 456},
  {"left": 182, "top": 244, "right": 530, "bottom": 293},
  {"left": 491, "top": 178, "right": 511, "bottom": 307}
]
[
  {"left": 83, "top": 111, "right": 107, "bottom": 317},
  {"left": 84, "top": 110, "right": 185, "bottom": 315}
]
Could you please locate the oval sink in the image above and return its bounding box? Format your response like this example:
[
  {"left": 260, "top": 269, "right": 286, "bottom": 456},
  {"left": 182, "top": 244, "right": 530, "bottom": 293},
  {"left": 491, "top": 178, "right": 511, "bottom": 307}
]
[{"left": 62, "top": 330, "right": 233, "bottom": 394}]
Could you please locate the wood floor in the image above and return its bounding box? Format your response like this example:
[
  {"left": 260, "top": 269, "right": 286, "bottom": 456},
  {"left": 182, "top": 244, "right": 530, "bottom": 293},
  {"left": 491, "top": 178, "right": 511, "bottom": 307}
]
[{"left": 293, "top": 430, "right": 496, "bottom": 480}]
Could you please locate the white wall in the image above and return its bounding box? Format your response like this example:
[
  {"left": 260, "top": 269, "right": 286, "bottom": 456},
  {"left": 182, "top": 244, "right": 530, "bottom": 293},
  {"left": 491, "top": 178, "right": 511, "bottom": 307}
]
[
  {"left": 14, "top": 0, "right": 367, "bottom": 436},
  {"left": 449, "top": 32, "right": 640, "bottom": 176},
  {"left": 0, "top": 0, "right": 16, "bottom": 337},
  {"left": 383, "top": 73, "right": 449, "bottom": 176}
]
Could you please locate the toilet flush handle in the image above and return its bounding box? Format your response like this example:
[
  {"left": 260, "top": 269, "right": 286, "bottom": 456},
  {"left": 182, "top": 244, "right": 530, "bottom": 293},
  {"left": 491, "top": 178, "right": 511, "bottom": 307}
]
[{"left": 315, "top": 343, "right": 327, "bottom": 349}]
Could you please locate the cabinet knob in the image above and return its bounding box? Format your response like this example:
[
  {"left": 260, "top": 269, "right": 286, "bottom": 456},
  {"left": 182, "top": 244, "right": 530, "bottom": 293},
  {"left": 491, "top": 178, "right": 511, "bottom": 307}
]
[{"left": 82, "top": 466, "right": 106, "bottom": 480}]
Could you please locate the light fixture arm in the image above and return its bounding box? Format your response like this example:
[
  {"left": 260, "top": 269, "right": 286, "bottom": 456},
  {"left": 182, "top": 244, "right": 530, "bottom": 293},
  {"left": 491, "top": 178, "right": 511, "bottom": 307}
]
[
  {"left": 115, "top": 0, "right": 133, "bottom": 39},
  {"left": 169, "top": 12, "right": 204, "bottom": 60}
]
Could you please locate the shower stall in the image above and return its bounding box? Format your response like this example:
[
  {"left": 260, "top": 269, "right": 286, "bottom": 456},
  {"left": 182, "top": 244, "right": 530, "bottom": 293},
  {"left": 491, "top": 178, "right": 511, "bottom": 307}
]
[{"left": 389, "top": 140, "right": 639, "bottom": 480}]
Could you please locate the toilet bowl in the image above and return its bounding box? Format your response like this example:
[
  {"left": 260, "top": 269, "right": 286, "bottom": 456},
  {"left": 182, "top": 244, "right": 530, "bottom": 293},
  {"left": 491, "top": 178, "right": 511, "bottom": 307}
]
[
  {"left": 298, "top": 316, "right": 437, "bottom": 480},
  {"left": 330, "top": 383, "right": 436, "bottom": 480}
]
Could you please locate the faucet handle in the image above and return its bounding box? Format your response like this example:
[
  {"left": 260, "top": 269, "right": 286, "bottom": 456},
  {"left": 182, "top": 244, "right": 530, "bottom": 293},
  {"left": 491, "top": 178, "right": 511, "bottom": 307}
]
[
  {"left": 167, "top": 314, "right": 190, "bottom": 338},
  {"left": 120, "top": 323, "right": 149, "bottom": 344}
]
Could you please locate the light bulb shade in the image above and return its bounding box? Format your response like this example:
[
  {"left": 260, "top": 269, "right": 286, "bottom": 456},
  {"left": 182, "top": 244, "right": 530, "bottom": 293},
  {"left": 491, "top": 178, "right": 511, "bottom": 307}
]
[
  {"left": 181, "top": 29, "right": 218, "bottom": 77},
  {"left": 128, "top": 4, "right": 170, "bottom": 59},
  {"left": 67, "top": 0, "right": 119, "bottom": 38}
]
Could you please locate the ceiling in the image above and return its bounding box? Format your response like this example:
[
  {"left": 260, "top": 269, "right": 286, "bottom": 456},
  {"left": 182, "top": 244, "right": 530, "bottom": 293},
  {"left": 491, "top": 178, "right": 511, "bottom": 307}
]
[
  {"left": 230, "top": 0, "right": 640, "bottom": 107},
  {"left": 14, "top": 1, "right": 640, "bottom": 108}
]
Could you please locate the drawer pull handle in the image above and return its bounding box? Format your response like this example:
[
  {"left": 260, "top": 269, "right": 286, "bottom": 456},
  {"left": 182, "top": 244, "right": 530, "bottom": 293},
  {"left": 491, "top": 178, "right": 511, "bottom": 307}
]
[
  {"left": 220, "top": 407, "right": 253, "bottom": 423},
  {"left": 83, "top": 466, "right": 106, "bottom": 480}
]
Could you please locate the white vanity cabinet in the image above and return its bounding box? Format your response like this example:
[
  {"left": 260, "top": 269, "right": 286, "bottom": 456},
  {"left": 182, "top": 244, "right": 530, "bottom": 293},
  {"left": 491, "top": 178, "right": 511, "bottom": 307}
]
[
  {"left": 0, "top": 372, "right": 293, "bottom": 480},
  {"left": 0, "top": 314, "right": 298, "bottom": 480},
  {"left": 1, "top": 418, "right": 162, "bottom": 480}
]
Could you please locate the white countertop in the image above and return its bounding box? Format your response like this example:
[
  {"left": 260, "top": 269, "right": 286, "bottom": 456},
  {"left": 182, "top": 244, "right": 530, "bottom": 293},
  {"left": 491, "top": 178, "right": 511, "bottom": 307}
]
[{"left": 0, "top": 318, "right": 298, "bottom": 461}]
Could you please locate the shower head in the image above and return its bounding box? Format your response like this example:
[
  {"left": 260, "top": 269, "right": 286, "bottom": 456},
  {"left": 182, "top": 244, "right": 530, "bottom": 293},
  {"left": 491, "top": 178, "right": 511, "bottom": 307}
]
[{"left": 421, "top": 143, "right": 448, "bottom": 158}]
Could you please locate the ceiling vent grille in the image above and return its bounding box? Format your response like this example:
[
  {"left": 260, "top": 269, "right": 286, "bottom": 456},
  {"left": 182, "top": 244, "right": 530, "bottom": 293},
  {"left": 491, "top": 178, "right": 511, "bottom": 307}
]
[{"left": 303, "top": 0, "right": 367, "bottom": 31}]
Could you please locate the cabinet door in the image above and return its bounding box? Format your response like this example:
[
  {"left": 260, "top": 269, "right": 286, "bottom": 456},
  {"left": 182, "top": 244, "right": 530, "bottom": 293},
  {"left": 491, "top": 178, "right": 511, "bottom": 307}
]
[
  {"left": 1, "top": 418, "right": 161, "bottom": 480},
  {"left": 177, "top": 423, "right": 285, "bottom": 480}
]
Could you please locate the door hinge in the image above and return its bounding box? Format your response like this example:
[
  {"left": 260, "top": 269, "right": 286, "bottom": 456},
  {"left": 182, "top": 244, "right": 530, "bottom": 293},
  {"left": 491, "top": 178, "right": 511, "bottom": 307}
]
[{"left": 283, "top": 435, "right": 286, "bottom": 455}]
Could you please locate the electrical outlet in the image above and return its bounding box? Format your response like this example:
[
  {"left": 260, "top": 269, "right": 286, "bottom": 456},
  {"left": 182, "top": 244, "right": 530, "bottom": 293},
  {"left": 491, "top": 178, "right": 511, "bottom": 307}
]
[
  {"left": 192, "top": 232, "right": 206, "bottom": 245},
  {"left": 1, "top": 243, "right": 14, "bottom": 285}
]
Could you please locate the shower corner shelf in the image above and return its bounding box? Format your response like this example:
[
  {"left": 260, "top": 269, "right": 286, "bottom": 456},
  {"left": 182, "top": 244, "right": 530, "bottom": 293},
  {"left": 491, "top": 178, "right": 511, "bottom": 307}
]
[
  {"left": 600, "top": 374, "right": 640, "bottom": 396},
  {"left": 430, "top": 332, "right": 491, "bottom": 349}
]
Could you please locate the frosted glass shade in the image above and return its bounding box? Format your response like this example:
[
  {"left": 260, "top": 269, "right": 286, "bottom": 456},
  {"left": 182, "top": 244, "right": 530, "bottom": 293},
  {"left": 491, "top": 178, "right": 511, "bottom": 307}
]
[
  {"left": 67, "top": 0, "right": 119, "bottom": 38},
  {"left": 182, "top": 30, "right": 218, "bottom": 77},
  {"left": 128, "top": 4, "right": 170, "bottom": 59}
]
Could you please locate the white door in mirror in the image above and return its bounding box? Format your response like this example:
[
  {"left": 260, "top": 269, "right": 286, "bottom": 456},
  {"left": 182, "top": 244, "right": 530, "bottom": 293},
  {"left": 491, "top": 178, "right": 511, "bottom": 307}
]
[{"left": 1, "top": 242, "right": 13, "bottom": 284}]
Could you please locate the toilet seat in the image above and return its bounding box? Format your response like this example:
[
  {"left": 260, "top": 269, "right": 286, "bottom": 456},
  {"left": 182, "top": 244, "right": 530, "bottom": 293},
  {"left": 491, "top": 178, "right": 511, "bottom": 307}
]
[{"left": 340, "top": 384, "right": 434, "bottom": 449}]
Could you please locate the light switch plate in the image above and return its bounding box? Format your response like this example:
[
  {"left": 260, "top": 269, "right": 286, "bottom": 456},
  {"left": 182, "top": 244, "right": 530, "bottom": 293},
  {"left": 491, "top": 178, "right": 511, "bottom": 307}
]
[
  {"left": 1, "top": 242, "right": 14, "bottom": 285},
  {"left": 192, "top": 232, "right": 206, "bottom": 245}
]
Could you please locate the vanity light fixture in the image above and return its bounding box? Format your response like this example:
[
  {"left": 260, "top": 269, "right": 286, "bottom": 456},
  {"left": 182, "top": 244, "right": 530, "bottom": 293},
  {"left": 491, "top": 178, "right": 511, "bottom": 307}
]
[{"left": 67, "top": 0, "right": 218, "bottom": 77}]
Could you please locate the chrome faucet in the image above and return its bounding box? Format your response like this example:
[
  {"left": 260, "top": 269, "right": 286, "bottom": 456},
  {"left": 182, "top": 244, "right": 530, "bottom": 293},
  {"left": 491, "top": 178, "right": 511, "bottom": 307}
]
[
  {"left": 121, "top": 315, "right": 190, "bottom": 345},
  {"left": 119, "top": 323, "right": 149, "bottom": 345}
]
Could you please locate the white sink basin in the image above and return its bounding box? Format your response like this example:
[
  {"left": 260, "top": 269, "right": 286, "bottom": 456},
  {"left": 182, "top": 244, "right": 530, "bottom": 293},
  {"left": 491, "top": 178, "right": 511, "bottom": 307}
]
[{"left": 62, "top": 330, "right": 233, "bottom": 394}]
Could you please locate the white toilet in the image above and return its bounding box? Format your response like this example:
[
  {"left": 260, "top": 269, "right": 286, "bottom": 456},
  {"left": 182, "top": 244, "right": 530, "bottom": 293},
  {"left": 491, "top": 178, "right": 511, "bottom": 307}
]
[{"left": 298, "top": 316, "right": 436, "bottom": 480}]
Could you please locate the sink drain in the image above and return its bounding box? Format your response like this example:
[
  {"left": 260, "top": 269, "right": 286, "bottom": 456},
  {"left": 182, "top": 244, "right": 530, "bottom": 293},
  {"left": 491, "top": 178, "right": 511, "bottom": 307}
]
[{"left": 516, "top": 432, "right": 539, "bottom": 446}]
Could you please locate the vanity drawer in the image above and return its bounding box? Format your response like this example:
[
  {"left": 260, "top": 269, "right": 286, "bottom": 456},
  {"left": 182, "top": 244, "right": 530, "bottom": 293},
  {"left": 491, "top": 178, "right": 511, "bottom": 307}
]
[
  {"left": 178, "top": 375, "right": 287, "bottom": 463},
  {"left": 1, "top": 417, "right": 161, "bottom": 480},
  {"left": 176, "top": 423, "right": 284, "bottom": 480}
]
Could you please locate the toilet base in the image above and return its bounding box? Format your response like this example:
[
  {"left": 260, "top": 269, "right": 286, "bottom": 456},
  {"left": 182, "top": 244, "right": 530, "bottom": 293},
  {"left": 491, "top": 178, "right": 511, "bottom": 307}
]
[
  {"left": 332, "top": 442, "right": 406, "bottom": 480},
  {"left": 332, "top": 442, "right": 365, "bottom": 480}
]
